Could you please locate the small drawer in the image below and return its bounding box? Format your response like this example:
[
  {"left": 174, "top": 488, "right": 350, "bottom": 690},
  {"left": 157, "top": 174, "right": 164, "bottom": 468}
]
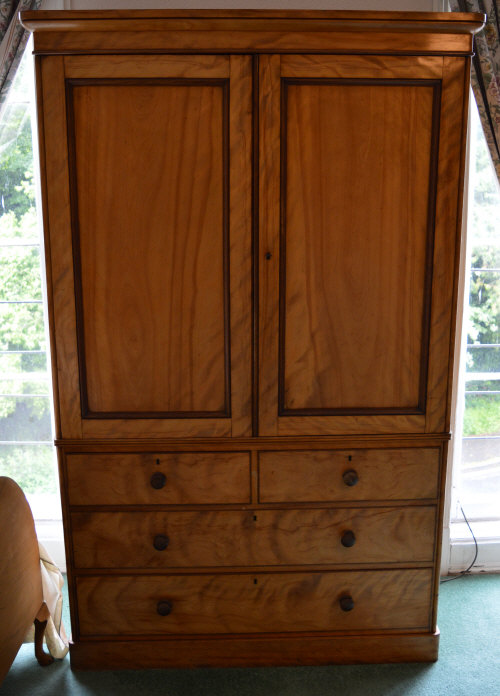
[
  {"left": 71, "top": 506, "right": 436, "bottom": 569},
  {"left": 76, "top": 568, "right": 433, "bottom": 636},
  {"left": 66, "top": 451, "right": 250, "bottom": 505},
  {"left": 259, "top": 448, "right": 440, "bottom": 503}
]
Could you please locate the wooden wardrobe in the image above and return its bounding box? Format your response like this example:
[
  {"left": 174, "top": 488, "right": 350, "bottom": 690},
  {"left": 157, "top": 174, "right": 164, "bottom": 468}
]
[{"left": 22, "top": 9, "right": 484, "bottom": 668}]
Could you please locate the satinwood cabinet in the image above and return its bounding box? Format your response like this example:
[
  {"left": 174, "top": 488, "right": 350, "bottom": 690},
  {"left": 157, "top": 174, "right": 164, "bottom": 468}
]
[{"left": 21, "top": 9, "right": 484, "bottom": 668}]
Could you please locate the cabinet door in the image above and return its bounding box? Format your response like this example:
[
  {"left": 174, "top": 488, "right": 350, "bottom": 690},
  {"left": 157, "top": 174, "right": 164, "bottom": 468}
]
[
  {"left": 40, "top": 55, "right": 252, "bottom": 438},
  {"left": 259, "top": 54, "right": 468, "bottom": 436}
]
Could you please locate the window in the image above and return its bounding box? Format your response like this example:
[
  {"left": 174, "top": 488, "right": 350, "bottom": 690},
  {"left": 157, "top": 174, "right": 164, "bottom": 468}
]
[
  {"left": 450, "top": 95, "right": 500, "bottom": 558},
  {"left": 0, "top": 44, "right": 61, "bottom": 529}
]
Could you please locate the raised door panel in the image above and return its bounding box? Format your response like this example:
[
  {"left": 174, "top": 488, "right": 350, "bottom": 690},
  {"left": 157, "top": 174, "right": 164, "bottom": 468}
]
[
  {"left": 40, "top": 55, "right": 252, "bottom": 437},
  {"left": 72, "top": 81, "right": 227, "bottom": 417},
  {"left": 282, "top": 79, "right": 433, "bottom": 413},
  {"left": 259, "top": 55, "right": 466, "bottom": 435}
]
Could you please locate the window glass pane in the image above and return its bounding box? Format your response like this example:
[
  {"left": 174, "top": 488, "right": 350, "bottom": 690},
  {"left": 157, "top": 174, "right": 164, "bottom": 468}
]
[
  {"left": 0, "top": 246, "right": 42, "bottom": 300},
  {"left": 0, "top": 444, "right": 57, "bottom": 494},
  {"left": 468, "top": 269, "right": 500, "bottom": 346},
  {"left": 0, "top": 395, "right": 52, "bottom": 441},
  {"left": 461, "top": 437, "right": 500, "bottom": 521},
  {"left": 0, "top": 302, "right": 45, "bottom": 351},
  {"left": 466, "top": 345, "right": 500, "bottom": 372},
  {"left": 0, "top": 46, "right": 59, "bottom": 522},
  {"left": 0, "top": 209, "right": 38, "bottom": 243},
  {"left": 463, "top": 393, "right": 500, "bottom": 437},
  {"left": 0, "top": 350, "right": 47, "bottom": 374},
  {"left": 0, "top": 376, "right": 50, "bottom": 395},
  {"left": 454, "top": 96, "right": 500, "bottom": 525}
]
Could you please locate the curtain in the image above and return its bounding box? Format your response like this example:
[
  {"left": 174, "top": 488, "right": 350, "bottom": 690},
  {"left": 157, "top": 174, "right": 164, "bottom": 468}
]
[
  {"left": 450, "top": 0, "right": 500, "bottom": 182},
  {"left": 0, "top": 0, "right": 41, "bottom": 115}
]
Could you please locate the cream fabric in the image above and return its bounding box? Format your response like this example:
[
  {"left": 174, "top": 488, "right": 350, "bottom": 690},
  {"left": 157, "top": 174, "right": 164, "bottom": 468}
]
[{"left": 23, "top": 542, "right": 69, "bottom": 659}]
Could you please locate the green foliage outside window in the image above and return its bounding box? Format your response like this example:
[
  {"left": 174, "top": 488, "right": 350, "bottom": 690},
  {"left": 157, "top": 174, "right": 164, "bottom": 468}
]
[{"left": 0, "top": 54, "right": 55, "bottom": 495}]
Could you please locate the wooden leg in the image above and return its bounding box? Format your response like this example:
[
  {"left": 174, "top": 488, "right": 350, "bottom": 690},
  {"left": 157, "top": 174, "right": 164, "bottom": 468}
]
[{"left": 34, "top": 619, "right": 54, "bottom": 666}]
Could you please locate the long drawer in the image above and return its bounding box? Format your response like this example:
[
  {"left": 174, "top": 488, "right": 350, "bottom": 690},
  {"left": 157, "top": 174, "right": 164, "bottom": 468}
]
[
  {"left": 76, "top": 569, "right": 433, "bottom": 636},
  {"left": 71, "top": 506, "right": 436, "bottom": 568},
  {"left": 65, "top": 452, "right": 251, "bottom": 505},
  {"left": 259, "top": 449, "right": 440, "bottom": 502}
]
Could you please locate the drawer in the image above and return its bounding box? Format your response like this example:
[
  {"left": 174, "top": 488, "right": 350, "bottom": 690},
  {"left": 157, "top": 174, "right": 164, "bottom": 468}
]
[
  {"left": 66, "top": 452, "right": 250, "bottom": 505},
  {"left": 71, "top": 506, "right": 436, "bottom": 569},
  {"left": 259, "top": 448, "right": 440, "bottom": 503},
  {"left": 76, "top": 569, "right": 433, "bottom": 636}
]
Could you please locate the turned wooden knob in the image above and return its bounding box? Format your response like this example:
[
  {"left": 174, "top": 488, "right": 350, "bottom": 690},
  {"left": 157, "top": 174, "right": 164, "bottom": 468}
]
[
  {"left": 156, "top": 600, "right": 172, "bottom": 616},
  {"left": 339, "top": 595, "right": 354, "bottom": 612},
  {"left": 341, "top": 530, "right": 356, "bottom": 547},
  {"left": 150, "top": 471, "right": 166, "bottom": 489},
  {"left": 342, "top": 469, "right": 358, "bottom": 487},
  {"left": 153, "top": 534, "right": 170, "bottom": 551}
]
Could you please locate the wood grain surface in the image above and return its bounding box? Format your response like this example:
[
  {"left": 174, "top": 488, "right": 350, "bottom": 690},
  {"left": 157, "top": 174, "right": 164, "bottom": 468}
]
[
  {"left": 76, "top": 568, "right": 432, "bottom": 636},
  {"left": 39, "top": 54, "right": 253, "bottom": 437},
  {"left": 280, "top": 54, "right": 444, "bottom": 79},
  {"left": 424, "top": 57, "right": 469, "bottom": 433},
  {"left": 228, "top": 55, "right": 253, "bottom": 437},
  {"left": 20, "top": 9, "right": 485, "bottom": 22},
  {"left": 257, "top": 52, "right": 467, "bottom": 437},
  {"left": 30, "top": 30, "right": 476, "bottom": 57},
  {"left": 258, "top": 54, "right": 281, "bottom": 437},
  {"left": 71, "top": 79, "right": 228, "bottom": 416},
  {"left": 39, "top": 56, "right": 82, "bottom": 438},
  {"left": 281, "top": 79, "right": 434, "bottom": 413},
  {"left": 66, "top": 452, "right": 251, "bottom": 506},
  {"left": 258, "top": 448, "right": 440, "bottom": 503},
  {"left": 22, "top": 11, "right": 484, "bottom": 57},
  {"left": 64, "top": 54, "right": 230, "bottom": 79},
  {"left": 69, "top": 631, "right": 440, "bottom": 668},
  {"left": 70, "top": 506, "right": 435, "bottom": 569},
  {"left": 28, "top": 9, "right": 479, "bottom": 669}
]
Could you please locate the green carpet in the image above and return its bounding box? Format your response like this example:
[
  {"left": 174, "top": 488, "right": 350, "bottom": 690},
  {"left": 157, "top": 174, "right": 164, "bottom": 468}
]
[{"left": 1, "top": 574, "right": 499, "bottom": 696}]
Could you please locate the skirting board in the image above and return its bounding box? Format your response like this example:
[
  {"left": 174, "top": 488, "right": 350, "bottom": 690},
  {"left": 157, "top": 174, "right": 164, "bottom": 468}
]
[
  {"left": 69, "top": 631, "right": 440, "bottom": 669},
  {"left": 448, "top": 540, "right": 500, "bottom": 574}
]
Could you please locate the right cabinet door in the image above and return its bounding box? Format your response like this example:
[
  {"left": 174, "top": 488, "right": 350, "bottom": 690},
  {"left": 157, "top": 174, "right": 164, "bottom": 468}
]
[{"left": 258, "top": 54, "right": 469, "bottom": 436}]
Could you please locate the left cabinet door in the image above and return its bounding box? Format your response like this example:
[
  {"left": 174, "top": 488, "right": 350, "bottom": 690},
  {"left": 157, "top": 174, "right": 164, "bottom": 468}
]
[{"left": 38, "top": 55, "right": 253, "bottom": 438}]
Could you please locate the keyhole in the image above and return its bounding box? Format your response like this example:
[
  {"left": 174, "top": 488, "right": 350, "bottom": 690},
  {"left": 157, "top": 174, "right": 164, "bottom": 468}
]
[
  {"left": 265, "top": 252, "right": 272, "bottom": 260},
  {"left": 254, "top": 578, "right": 258, "bottom": 585}
]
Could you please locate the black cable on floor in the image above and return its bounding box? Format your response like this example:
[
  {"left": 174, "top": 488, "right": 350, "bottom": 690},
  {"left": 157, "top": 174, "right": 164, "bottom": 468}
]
[{"left": 440, "top": 502, "right": 479, "bottom": 583}]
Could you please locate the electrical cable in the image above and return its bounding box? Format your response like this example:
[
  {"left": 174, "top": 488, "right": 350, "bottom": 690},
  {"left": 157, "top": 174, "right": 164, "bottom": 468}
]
[{"left": 440, "top": 502, "right": 479, "bottom": 583}]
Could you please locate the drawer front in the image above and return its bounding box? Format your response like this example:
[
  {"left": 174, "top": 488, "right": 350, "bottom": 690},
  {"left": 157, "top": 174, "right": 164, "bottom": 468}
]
[
  {"left": 259, "top": 448, "right": 440, "bottom": 503},
  {"left": 76, "top": 569, "right": 433, "bottom": 636},
  {"left": 71, "top": 506, "right": 436, "bottom": 569},
  {"left": 66, "top": 452, "right": 251, "bottom": 505}
]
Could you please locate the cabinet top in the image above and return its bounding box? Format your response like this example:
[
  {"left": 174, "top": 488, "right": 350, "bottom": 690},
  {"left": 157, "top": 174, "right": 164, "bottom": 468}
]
[
  {"left": 21, "top": 9, "right": 485, "bottom": 56},
  {"left": 21, "top": 9, "right": 485, "bottom": 23}
]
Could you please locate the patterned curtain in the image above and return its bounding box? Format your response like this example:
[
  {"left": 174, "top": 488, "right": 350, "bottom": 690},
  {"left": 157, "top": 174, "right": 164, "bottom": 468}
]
[
  {"left": 0, "top": 0, "right": 41, "bottom": 115},
  {"left": 450, "top": 1, "right": 500, "bottom": 182}
]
